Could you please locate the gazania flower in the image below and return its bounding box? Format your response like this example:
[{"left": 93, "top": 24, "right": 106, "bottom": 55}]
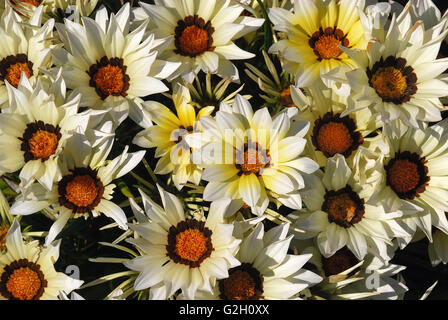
[
  {"left": 9, "top": 125, "right": 146, "bottom": 243},
  {"left": 268, "top": 0, "right": 369, "bottom": 88},
  {"left": 343, "top": 11, "right": 448, "bottom": 136},
  {"left": 188, "top": 94, "right": 319, "bottom": 215},
  {"left": 293, "top": 154, "right": 408, "bottom": 261},
  {"left": 0, "top": 219, "right": 83, "bottom": 300},
  {"left": 191, "top": 222, "right": 322, "bottom": 300},
  {"left": 299, "top": 243, "right": 408, "bottom": 300},
  {"left": 0, "top": 5, "right": 54, "bottom": 107},
  {"left": 53, "top": 3, "right": 179, "bottom": 125},
  {"left": 133, "top": 83, "right": 214, "bottom": 190},
  {"left": 291, "top": 85, "right": 381, "bottom": 167},
  {"left": 123, "top": 187, "right": 241, "bottom": 300},
  {"left": 369, "top": 122, "right": 448, "bottom": 243},
  {"left": 0, "top": 75, "right": 97, "bottom": 191},
  {"left": 139, "top": 0, "right": 264, "bottom": 83}
]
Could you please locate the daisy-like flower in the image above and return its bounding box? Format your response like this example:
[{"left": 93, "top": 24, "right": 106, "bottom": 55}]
[
  {"left": 293, "top": 154, "right": 408, "bottom": 261},
  {"left": 9, "top": 122, "right": 146, "bottom": 243},
  {"left": 343, "top": 9, "right": 448, "bottom": 136},
  {"left": 368, "top": 122, "right": 448, "bottom": 244},
  {"left": 188, "top": 94, "right": 319, "bottom": 215},
  {"left": 123, "top": 187, "right": 241, "bottom": 300},
  {"left": 299, "top": 243, "right": 408, "bottom": 300},
  {"left": 0, "top": 5, "right": 54, "bottom": 107},
  {"left": 133, "top": 83, "right": 214, "bottom": 190},
  {"left": 268, "top": 0, "right": 369, "bottom": 88},
  {"left": 0, "top": 74, "right": 99, "bottom": 191},
  {"left": 0, "top": 219, "right": 83, "bottom": 300},
  {"left": 139, "top": 0, "right": 264, "bottom": 83},
  {"left": 53, "top": 3, "right": 179, "bottom": 125},
  {"left": 191, "top": 222, "right": 322, "bottom": 300},
  {"left": 291, "top": 85, "right": 381, "bottom": 167}
]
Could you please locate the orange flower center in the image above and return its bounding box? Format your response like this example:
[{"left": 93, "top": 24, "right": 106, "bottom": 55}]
[
  {"left": 21, "top": 121, "right": 61, "bottom": 163},
  {"left": 174, "top": 15, "right": 215, "bottom": 57},
  {"left": 94, "top": 65, "right": 125, "bottom": 96},
  {"left": 388, "top": 160, "right": 419, "bottom": 193},
  {"left": 219, "top": 263, "right": 264, "bottom": 300},
  {"left": 0, "top": 260, "right": 47, "bottom": 300},
  {"left": 385, "top": 151, "right": 429, "bottom": 199},
  {"left": 321, "top": 247, "right": 359, "bottom": 277},
  {"left": 312, "top": 113, "right": 363, "bottom": 158},
  {"left": 167, "top": 219, "right": 214, "bottom": 268},
  {"left": 222, "top": 270, "right": 255, "bottom": 299},
  {"left": 88, "top": 56, "right": 130, "bottom": 100},
  {"left": 368, "top": 56, "right": 417, "bottom": 104},
  {"left": 0, "top": 54, "right": 34, "bottom": 88},
  {"left": 236, "top": 142, "right": 271, "bottom": 176},
  {"left": 65, "top": 175, "right": 100, "bottom": 208},
  {"left": 370, "top": 67, "right": 407, "bottom": 101},
  {"left": 322, "top": 186, "right": 364, "bottom": 228},
  {"left": 315, "top": 35, "right": 342, "bottom": 59},
  {"left": 58, "top": 167, "right": 105, "bottom": 214},
  {"left": 6, "top": 267, "right": 41, "bottom": 300},
  {"left": 179, "top": 26, "right": 210, "bottom": 57},
  {"left": 317, "top": 122, "right": 353, "bottom": 156},
  {"left": 309, "top": 27, "right": 349, "bottom": 61},
  {"left": 326, "top": 194, "right": 357, "bottom": 223},
  {"left": 5, "top": 62, "right": 33, "bottom": 88},
  {"left": 28, "top": 130, "right": 59, "bottom": 160},
  {"left": 175, "top": 229, "right": 209, "bottom": 262}
]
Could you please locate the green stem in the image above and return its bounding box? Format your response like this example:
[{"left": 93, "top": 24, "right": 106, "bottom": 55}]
[{"left": 256, "top": 0, "right": 273, "bottom": 51}]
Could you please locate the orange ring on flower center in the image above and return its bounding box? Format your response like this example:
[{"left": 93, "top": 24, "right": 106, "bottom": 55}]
[
  {"left": 174, "top": 15, "right": 215, "bottom": 57},
  {"left": 0, "top": 54, "right": 34, "bottom": 88},
  {"left": 0, "top": 259, "right": 47, "bottom": 300},
  {"left": 219, "top": 263, "right": 264, "bottom": 300}
]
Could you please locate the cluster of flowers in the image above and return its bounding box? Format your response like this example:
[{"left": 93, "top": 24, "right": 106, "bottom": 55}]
[{"left": 0, "top": 0, "right": 447, "bottom": 301}]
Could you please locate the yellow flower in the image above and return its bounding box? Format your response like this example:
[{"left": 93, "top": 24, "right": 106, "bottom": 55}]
[
  {"left": 268, "top": 0, "right": 369, "bottom": 88},
  {"left": 133, "top": 83, "right": 214, "bottom": 190}
]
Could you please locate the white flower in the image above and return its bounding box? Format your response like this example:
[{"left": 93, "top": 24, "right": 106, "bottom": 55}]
[
  {"left": 0, "top": 219, "right": 83, "bottom": 300},
  {"left": 370, "top": 122, "right": 448, "bottom": 244},
  {"left": 53, "top": 3, "right": 179, "bottom": 125},
  {"left": 293, "top": 154, "right": 408, "bottom": 261},
  {"left": 301, "top": 244, "right": 408, "bottom": 300},
  {"left": 343, "top": 9, "right": 448, "bottom": 136},
  {"left": 291, "top": 85, "right": 381, "bottom": 168},
  {"left": 192, "top": 222, "right": 322, "bottom": 300},
  {"left": 9, "top": 123, "right": 146, "bottom": 242},
  {"left": 132, "top": 83, "right": 214, "bottom": 190},
  {"left": 124, "top": 187, "right": 241, "bottom": 300},
  {"left": 0, "top": 75, "right": 98, "bottom": 191},
  {"left": 188, "top": 95, "right": 319, "bottom": 215},
  {"left": 268, "top": 0, "right": 369, "bottom": 88},
  {"left": 0, "top": 5, "right": 54, "bottom": 107},
  {"left": 139, "top": 0, "right": 264, "bottom": 83}
]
